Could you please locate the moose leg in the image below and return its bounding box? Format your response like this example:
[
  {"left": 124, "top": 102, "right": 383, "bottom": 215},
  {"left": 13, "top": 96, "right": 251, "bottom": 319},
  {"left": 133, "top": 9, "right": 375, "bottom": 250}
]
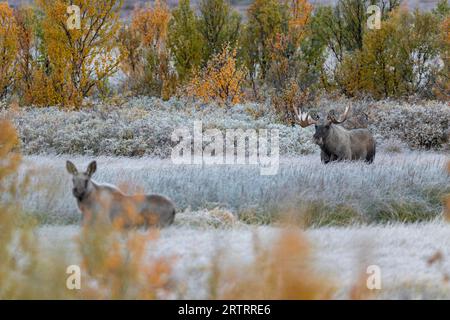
[
  {"left": 329, "top": 154, "right": 338, "bottom": 162},
  {"left": 335, "top": 147, "right": 352, "bottom": 161},
  {"left": 321, "top": 151, "right": 331, "bottom": 164},
  {"left": 366, "top": 143, "right": 376, "bottom": 164}
]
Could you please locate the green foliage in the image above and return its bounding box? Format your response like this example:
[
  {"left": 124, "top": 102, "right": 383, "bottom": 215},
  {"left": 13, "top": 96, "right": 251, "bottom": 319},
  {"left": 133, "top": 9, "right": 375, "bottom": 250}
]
[
  {"left": 2, "top": 0, "right": 449, "bottom": 105},
  {"left": 168, "top": 0, "right": 203, "bottom": 82},
  {"left": 241, "top": 0, "right": 288, "bottom": 82},
  {"left": 433, "top": 0, "right": 450, "bottom": 19},
  {"left": 197, "top": 0, "right": 241, "bottom": 63},
  {"left": 337, "top": 8, "right": 442, "bottom": 99}
]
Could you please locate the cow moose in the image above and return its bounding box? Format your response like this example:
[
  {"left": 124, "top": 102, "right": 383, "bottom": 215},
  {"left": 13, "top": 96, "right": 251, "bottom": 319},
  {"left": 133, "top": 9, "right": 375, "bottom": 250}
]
[
  {"left": 293, "top": 105, "right": 376, "bottom": 164},
  {"left": 66, "top": 160, "right": 176, "bottom": 228}
]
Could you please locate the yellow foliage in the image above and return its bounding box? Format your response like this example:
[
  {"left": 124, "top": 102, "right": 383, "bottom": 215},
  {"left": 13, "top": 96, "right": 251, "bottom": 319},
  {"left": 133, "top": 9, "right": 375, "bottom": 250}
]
[
  {"left": 273, "top": 79, "right": 311, "bottom": 124},
  {"left": 13, "top": 6, "right": 58, "bottom": 106},
  {"left": 0, "top": 2, "right": 18, "bottom": 98},
  {"left": 445, "top": 161, "right": 450, "bottom": 221},
  {"left": 131, "top": 0, "right": 170, "bottom": 49},
  {"left": 0, "top": 120, "right": 20, "bottom": 193},
  {"left": 76, "top": 218, "right": 174, "bottom": 299},
  {"left": 435, "top": 16, "right": 450, "bottom": 99},
  {"left": 267, "top": 0, "right": 312, "bottom": 90},
  {"left": 216, "top": 229, "right": 335, "bottom": 299},
  {"left": 185, "top": 45, "right": 247, "bottom": 106},
  {"left": 288, "top": 0, "right": 313, "bottom": 47},
  {"left": 120, "top": 0, "right": 176, "bottom": 98},
  {"left": 36, "top": 0, "right": 123, "bottom": 107}
]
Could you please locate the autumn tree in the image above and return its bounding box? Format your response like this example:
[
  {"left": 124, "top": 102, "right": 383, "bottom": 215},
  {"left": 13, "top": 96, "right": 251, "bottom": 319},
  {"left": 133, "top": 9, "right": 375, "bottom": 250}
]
[
  {"left": 0, "top": 2, "right": 18, "bottom": 99},
  {"left": 433, "top": 0, "right": 450, "bottom": 19},
  {"left": 37, "top": 0, "right": 123, "bottom": 107},
  {"left": 120, "top": 0, "right": 176, "bottom": 99},
  {"left": 433, "top": 0, "right": 449, "bottom": 98},
  {"left": 266, "top": 0, "right": 313, "bottom": 90},
  {"left": 167, "top": 0, "right": 203, "bottom": 82},
  {"left": 197, "top": 0, "right": 241, "bottom": 63},
  {"left": 312, "top": 0, "right": 401, "bottom": 93},
  {"left": 241, "top": 0, "right": 288, "bottom": 84},
  {"left": 12, "top": 6, "right": 45, "bottom": 105},
  {"left": 337, "top": 7, "right": 442, "bottom": 99},
  {"left": 184, "top": 44, "right": 247, "bottom": 106}
]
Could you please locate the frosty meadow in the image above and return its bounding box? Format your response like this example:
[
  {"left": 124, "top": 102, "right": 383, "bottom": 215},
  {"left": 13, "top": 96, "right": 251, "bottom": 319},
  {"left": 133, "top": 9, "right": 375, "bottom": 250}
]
[
  {"left": 171, "top": 121, "right": 280, "bottom": 175},
  {"left": 0, "top": 0, "right": 449, "bottom": 301}
]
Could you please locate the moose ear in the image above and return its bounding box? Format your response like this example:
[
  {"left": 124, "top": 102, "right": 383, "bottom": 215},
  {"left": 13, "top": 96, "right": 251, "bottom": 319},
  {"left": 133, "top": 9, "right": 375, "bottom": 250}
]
[
  {"left": 86, "top": 161, "right": 97, "bottom": 177},
  {"left": 66, "top": 161, "right": 78, "bottom": 175}
]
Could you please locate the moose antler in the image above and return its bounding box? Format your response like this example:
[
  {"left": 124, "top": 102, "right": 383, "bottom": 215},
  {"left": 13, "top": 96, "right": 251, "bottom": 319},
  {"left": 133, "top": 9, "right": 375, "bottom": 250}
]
[
  {"left": 293, "top": 105, "right": 317, "bottom": 128},
  {"left": 327, "top": 105, "right": 350, "bottom": 124}
]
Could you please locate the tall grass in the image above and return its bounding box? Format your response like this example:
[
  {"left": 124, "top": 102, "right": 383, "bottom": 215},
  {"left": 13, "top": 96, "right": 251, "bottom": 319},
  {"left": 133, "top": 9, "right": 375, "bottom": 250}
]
[
  {"left": 213, "top": 229, "right": 335, "bottom": 299},
  {"left": 1, "top": 122, "right": 339, "bottom": 299},
  {"left": 444, "top": 161, "right": 450, "bottom": 221},
  {"left": 20, "top": 152, "right": 449, "bottom": 226},
  {"left": 2, "top": 120, "right": 449, "bottom": 299}
]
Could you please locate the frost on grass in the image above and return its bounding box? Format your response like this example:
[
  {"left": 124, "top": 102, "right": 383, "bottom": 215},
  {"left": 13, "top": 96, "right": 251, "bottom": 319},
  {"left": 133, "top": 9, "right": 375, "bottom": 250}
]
[
  {"left": 3, "top": 97, "right": 449, "bottom": 158},
  {"left": 20, "top": 152, "right": 449, "bottom": 226},
  {"left": 36, "top": 221, "right": 450, "bottom": 299},
  {"left": 5, "top": 97, "right": 316, "bottom": 157}
]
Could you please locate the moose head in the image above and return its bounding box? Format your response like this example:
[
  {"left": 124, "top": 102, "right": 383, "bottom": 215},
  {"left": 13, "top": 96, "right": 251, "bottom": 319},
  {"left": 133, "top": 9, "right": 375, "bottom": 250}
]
[
  {"left": 293, "top": 105, "right": 350, "bottom": 147},
  {"left": 66, "top": 160, "right": 97, "bottom": 201}
]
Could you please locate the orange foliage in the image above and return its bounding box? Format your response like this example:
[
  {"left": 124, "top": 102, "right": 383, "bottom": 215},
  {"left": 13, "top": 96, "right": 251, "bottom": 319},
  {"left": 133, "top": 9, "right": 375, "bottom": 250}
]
[
  {"left": 445, "top": 161, "right": 450, "bottom": 221},
  {"left": 288, "top": 0, "right": 313, "bottom": 47},
  {"left": 273, "top": 80, "right": 311, "bottom": 124},
  {"left": 78, "top": 222, "right": 174, "bottom": 299},
  {"left": 120, "top": 0, "right": 175, "bottom": 99},
  {"left": 444, "top": 16, "right": 450, "bottom": 45},
  {"left": 185, "top": 45, "right": 247, "bottom": 106},
  {"left": 217, "top": 229, "right": 335, "bottom": 299},
  {"left": 0, "top": 120, "right": 21, "bottom": 189},
  {"left": 267, "top": 0, "right": 312, "bottom": 90},
  {"left": 131, "top": 0, "right": 170, "bottom": 49},
  {"left": 0, "top": 2, "right": 18, "bottom": 98}
]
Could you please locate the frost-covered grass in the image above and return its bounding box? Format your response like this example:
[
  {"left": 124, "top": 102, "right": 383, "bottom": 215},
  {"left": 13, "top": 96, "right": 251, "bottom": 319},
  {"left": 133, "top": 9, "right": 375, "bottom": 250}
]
[
  {"left": 5, "top": 97, "right": 316, "bottom": 157},
  {"left": 2, "top": 97, "right": 448, "bottom": 158},
  {"left": 368, "top": 100, "right": 449, "bottom": 150},
  {"left": 36, "top": 221, "right": 450, "bottom": 299},
  {"left": 20, "top": 151, "right": 449, "bottom": 226}
]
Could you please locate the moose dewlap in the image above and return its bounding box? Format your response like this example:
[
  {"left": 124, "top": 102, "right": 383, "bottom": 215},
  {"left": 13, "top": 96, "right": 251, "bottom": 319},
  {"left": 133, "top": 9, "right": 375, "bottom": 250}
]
[{"left": 66, "top": 160, "right": 176, "bottom": 228}]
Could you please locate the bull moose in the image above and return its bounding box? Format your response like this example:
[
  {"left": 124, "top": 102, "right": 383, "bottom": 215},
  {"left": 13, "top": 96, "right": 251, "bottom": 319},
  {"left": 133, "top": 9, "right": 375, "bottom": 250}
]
[{"left": 293, "top": 105, "right": 376, "bottom": 164}]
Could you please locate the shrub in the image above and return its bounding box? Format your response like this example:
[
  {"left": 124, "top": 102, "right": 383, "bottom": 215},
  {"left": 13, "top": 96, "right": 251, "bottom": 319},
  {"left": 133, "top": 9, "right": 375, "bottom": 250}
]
[
  {"left": 370, "top": 101, "right": 450, "bottom": 149},
  {"left": 184, "top": 45, "right": 247, "bottom": 106},
  {"left": 272, "top": 80, "right": 313, "bottom": 125},
  {"left": 167, "top": 0, "right": 203, "bottom": 82},
  {"left": 241, "top": 0, "right": 288, "bottom": 83},
  {"left": 215, "top": 230, "right": 335, "bottom": 299},
  {"left": 336, "top": 7, "right": 443, "bottom": 99},
  {"left": 5, "top": 96, "right": 318, "bottom": 159},
  {"left": 120, "top": 1, "right": 176, "bottom": 99},
  {"left": 197, "top": 0, "right": 241, "bottom": 62},
  {"left": 433, "top": 7, "right": 449, "bottom": 99}
]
